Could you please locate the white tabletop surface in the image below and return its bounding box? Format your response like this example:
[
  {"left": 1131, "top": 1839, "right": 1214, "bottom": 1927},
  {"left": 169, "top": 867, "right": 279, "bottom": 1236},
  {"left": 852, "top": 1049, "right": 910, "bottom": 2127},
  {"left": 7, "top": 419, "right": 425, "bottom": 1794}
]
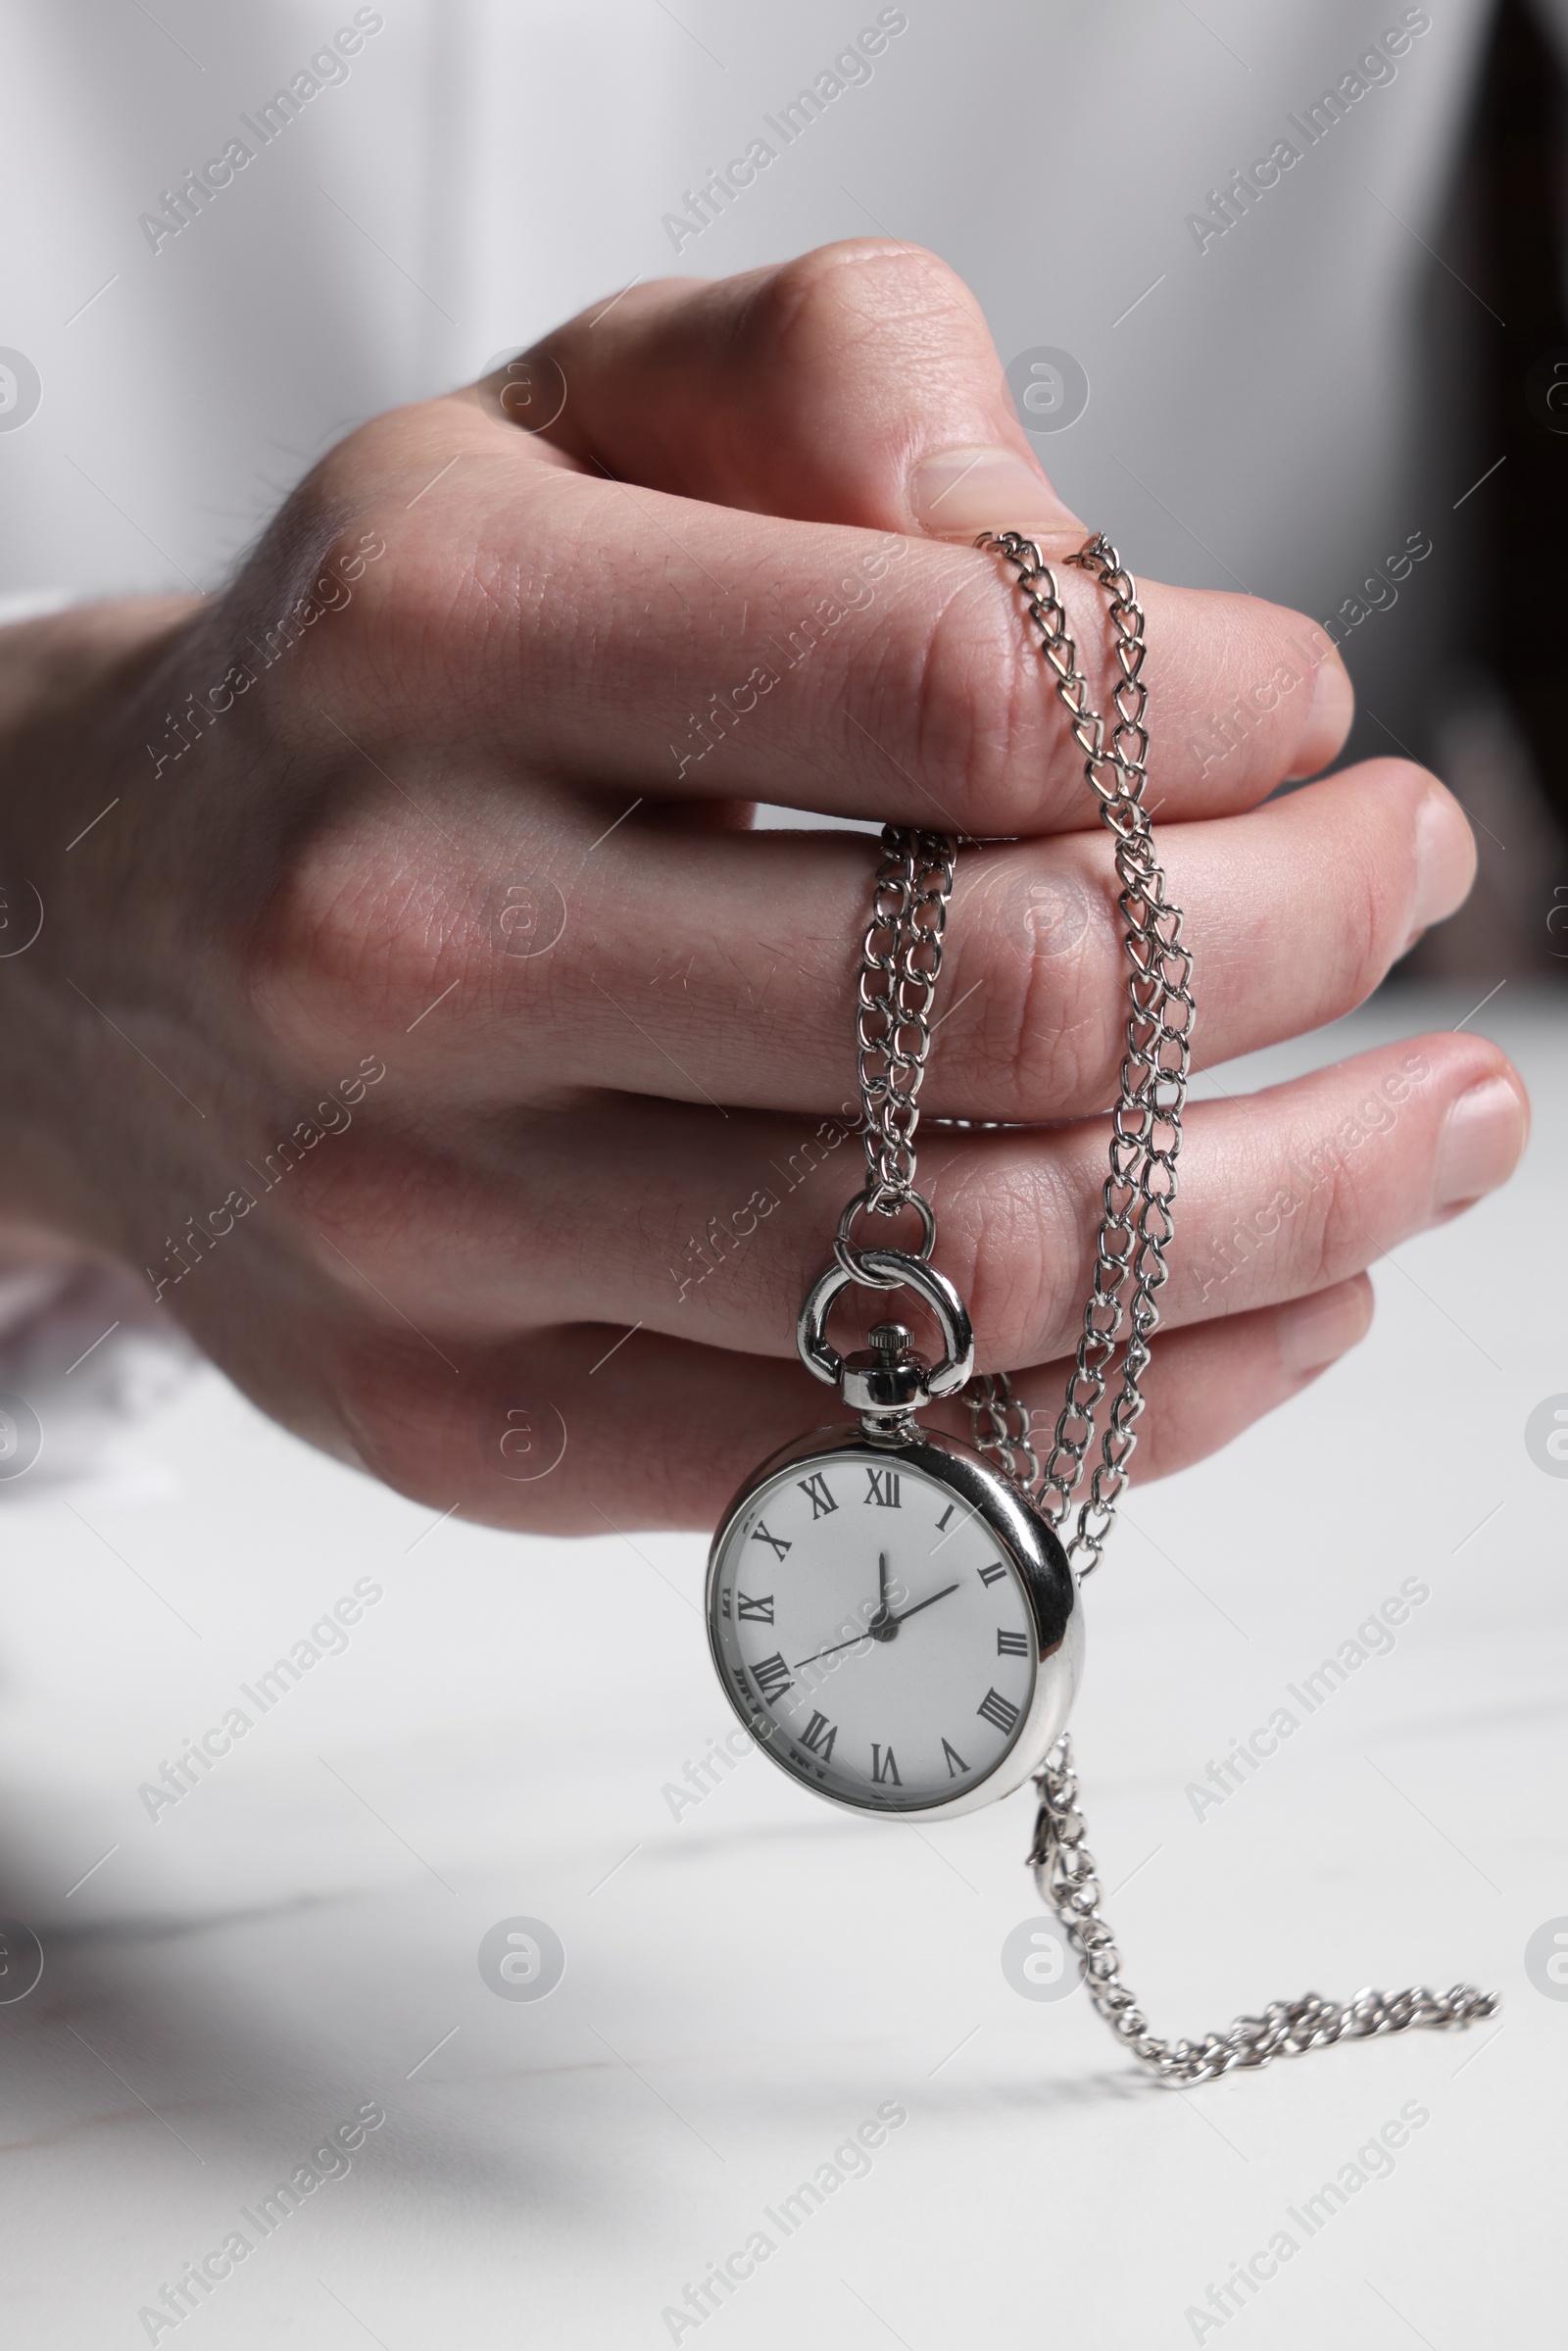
[{"left": 1, "top": 985, "right": 1561, "bottom": 2351}]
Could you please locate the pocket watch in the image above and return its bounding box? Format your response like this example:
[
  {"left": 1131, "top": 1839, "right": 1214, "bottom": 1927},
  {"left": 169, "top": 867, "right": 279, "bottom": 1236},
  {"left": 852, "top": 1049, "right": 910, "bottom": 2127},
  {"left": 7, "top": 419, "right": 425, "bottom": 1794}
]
[
  {"left": 707, "top": 1275, "right": 1082, "bottom": 1821},
  {"left": 702, "top": 531, "right": 1494, "bottom": 2082}
]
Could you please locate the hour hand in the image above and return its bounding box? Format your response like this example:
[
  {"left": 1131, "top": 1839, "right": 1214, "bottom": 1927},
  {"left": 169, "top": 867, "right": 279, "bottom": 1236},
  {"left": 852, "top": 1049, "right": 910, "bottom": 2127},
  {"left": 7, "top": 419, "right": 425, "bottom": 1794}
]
[{"left": 867, "top": 1547, "right": 892, "bottom": 1634}]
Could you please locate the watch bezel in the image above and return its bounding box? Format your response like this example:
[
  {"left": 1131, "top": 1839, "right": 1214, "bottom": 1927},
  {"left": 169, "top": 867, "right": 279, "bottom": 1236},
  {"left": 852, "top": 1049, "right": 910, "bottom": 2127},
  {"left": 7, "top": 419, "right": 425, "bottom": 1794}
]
[{"left": 706, "top": 1419, "right": 1082, "bottom": 1823}]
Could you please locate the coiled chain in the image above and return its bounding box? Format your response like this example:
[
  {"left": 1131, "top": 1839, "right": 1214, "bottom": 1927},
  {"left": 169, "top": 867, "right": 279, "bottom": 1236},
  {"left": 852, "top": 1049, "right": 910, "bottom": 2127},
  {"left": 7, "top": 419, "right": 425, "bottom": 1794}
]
[{"left": 1029, "top": 1738, "right": 1497, "bottom": 2083}]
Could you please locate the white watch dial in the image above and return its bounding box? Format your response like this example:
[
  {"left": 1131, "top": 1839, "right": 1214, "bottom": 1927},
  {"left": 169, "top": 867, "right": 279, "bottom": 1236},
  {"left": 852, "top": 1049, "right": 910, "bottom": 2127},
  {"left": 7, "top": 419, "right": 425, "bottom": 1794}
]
[{"left": 710, "top": 1447, "right": 1038, "bottom": 1812}]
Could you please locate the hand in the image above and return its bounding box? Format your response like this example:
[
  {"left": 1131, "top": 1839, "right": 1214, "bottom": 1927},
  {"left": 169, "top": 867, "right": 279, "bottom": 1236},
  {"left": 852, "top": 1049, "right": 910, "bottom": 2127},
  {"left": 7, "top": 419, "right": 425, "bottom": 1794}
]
[{"left": 0, "top": 240, "right": 1526, "bottom": 1533}]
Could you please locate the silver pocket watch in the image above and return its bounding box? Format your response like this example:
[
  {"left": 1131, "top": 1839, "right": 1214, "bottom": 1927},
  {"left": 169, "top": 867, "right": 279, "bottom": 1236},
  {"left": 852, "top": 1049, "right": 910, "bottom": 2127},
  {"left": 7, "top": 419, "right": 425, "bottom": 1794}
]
[
  {"left": 699, "top": 532, "right": 1494, "bottom": 2083},
  {"left": 708, "top": 1259, "right": 1082, "bottom": 1822}
]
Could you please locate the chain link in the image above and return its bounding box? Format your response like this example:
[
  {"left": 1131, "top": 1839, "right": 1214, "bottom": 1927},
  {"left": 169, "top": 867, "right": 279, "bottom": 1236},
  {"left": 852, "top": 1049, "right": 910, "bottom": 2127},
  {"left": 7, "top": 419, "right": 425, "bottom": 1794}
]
[
  {"left": 964, "top": 1371, "right": 1040, "bottom": 1492},
  {"left": 844, "top": 825, "right": 956, "bottom": 1265},
  {"left": 1029, "top": 1735, "right": 1497, "bottom": 2082}
]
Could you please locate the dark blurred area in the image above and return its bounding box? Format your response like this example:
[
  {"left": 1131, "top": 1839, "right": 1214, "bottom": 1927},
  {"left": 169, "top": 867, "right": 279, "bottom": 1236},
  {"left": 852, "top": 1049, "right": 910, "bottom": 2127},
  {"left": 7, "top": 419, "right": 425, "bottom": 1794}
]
[{"left": 1377, "top": 0, "right": 1568, "bottom": 983}]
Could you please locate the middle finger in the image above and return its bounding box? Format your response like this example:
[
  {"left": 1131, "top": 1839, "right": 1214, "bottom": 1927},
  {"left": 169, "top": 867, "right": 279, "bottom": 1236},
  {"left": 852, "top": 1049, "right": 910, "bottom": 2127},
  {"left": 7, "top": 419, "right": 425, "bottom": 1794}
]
[{"left": 277, "top": 758, "right": 1475, "bottom": 1123}]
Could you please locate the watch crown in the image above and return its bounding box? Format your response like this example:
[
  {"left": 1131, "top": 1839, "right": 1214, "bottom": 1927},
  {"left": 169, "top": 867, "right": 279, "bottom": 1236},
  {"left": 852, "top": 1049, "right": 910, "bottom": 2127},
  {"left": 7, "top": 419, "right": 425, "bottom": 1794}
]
[{"left": 842, "top": 1320, "right": 929, "bottom": 1424}]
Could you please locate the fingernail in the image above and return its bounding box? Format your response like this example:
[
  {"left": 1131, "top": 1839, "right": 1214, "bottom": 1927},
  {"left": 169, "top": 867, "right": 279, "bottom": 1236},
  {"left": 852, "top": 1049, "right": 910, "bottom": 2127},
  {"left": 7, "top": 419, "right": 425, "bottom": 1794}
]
[
  {"left": 1405, "top": 786, "right": 1475, "bottom": 950},
  {"left": 1277, "top": 1281, "right": 1370, "bottom": 1376},
  {"left": 1433, "top": 1074, "right": 1527, "bottom": 1210},
  {"left": 907, "top": 444, "right": 1083, "bottom": 542},
  {"left": 1287, "top": 647, "right": 1355, "bottom": 778}
]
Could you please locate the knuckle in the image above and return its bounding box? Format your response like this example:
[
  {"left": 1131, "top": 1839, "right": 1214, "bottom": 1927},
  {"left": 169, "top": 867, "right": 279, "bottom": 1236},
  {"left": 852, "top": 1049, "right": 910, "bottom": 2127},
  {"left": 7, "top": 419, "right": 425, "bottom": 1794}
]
[
  {"left": 331, "top": 1337, "right": 457, "bottom": 1505},
  {"left": 936, "top": 1149, "right": 1077, "bottom": 1365},
  {"left": 225, "top": 409, "right": 478, "bottom": 732},
  {"left": 248, "top": 813, "right": 458, "bottom": 1062},
  {"left": 229, "top": 1094, "right": 394, "bottom": 1276},
  {"left": 336, "top": 1335, "right": 584, "bottom": 1530},
  {"left": 1293, "top": 1144, "right": 1372, "bottom": 1290},
  {"left": 750, "top": 238, "right": 971, "bottom": 359},
  {"left": 1340, "top": 850, "right": 1396, "bottom": 1005},
  {"left": 950, "top": 857, "right": 1119, "bottom": 1116},
  {"left": 907, "top": 579, "right": 1064, "bottom": 833},
  {"left": 225, "top": 493, "right": 381, "bottom": 701}
]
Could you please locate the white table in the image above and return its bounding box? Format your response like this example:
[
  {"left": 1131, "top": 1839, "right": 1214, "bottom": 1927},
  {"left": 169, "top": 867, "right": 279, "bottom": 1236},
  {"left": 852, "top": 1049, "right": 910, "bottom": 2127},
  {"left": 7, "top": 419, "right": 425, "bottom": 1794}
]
[{"left": 1, "top": 987, "right": 1560, "bottom": 2349}]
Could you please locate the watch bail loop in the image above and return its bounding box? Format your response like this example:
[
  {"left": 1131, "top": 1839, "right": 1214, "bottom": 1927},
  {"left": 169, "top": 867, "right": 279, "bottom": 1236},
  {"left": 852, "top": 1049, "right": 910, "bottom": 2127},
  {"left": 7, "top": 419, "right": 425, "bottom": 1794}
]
[{"left": 797, "top": 1247, "right": 975, "bottom": 1405}]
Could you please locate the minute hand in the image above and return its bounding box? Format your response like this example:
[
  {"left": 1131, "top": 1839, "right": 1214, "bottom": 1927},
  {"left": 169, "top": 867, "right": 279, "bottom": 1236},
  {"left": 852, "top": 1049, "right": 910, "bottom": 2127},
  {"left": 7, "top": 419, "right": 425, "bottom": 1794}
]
[{"left": 886, "top": 1581, "right": 959, "bottom": 1626}]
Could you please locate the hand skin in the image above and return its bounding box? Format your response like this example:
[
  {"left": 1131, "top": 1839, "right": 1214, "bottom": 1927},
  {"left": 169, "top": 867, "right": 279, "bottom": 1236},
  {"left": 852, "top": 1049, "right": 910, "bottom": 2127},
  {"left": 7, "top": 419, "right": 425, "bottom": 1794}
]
[{"left": 0, "top": 240, "right": 1528, "bottom": 1533}]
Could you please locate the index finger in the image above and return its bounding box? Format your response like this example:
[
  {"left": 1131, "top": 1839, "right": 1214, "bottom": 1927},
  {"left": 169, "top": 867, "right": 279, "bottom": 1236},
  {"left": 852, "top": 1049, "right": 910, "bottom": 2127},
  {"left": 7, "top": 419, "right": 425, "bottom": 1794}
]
[{"left": 346, "top": 420, "right": 1352, "bottom": 832}]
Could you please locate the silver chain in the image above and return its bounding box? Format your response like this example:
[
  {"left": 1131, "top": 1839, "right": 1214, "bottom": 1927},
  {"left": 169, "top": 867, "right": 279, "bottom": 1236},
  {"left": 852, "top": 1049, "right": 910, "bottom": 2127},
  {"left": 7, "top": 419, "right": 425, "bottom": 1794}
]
[
  {"left": 967, "top": 530, "right": 1195, "bottom": 1578},
  {"left": 1030, "top": 1739, "right": 1497, "bottom": 2082},
  {"left": 850, "top": 827, "right": 956, "bottom": 1222},
  {"left": 845, "top": 529, "right": 1496, "bottom": 2080},
  {"left": 831, "top": 825, "right": 956, "bottom": 1292}
]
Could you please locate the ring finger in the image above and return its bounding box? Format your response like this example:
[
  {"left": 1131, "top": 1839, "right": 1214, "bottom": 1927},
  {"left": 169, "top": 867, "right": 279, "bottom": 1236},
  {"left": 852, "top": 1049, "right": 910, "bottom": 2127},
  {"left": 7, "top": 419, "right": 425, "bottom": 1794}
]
[{"left": 287, "top": 1031, "right": 1527, "bottom": 1367}]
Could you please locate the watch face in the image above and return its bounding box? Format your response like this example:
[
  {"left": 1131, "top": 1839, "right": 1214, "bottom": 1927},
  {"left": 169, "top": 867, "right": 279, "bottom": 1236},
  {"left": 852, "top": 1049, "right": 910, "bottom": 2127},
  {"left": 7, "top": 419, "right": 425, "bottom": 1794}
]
[{"left": 708, "top": 1440, "right": 1053, "bottom": 1816}]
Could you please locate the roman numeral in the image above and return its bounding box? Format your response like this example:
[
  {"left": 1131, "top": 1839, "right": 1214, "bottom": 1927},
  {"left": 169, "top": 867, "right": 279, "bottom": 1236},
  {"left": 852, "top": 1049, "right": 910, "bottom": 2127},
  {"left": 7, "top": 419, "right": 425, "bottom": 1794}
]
[
  {"left": 935, "top": 1503, "right": 956, "bottom": 1533},
  {"left": 797, "top": 1472, "right": 838, "bottom": 1520},
  {"left": 976, "top": 1687, "right": 1020, "bottom": 1735},
  {"left": 752, "top": 1652, "right": 793, "bottom": 1704},
  {"left": 719, "top": 1588, "right": 731, "bottom": 1619},
  {"left": 736, "top": 1592, "right": 774, "bottom": 1623},
  {"left": 750, "top": 1521, "right": 791, "bottom": 1562},
  {"left": 996, "top": 1628, "right": 1029, "bottom": 1656},
  {"left": 978, "top": 1561, "right": 1006, "bottom": 1587},
  {"left": 870, "top": 1743, "right": 901, "bottom": 1786},
  {"left": 863, "top": 1467, "right": 901, "bottom": 1508},
  {"left": 799, "top": 1710, "right": 838, "bottom": 1761},
  {"left": 941, "top": 1739, "right": 969, "bottom": 1778}
]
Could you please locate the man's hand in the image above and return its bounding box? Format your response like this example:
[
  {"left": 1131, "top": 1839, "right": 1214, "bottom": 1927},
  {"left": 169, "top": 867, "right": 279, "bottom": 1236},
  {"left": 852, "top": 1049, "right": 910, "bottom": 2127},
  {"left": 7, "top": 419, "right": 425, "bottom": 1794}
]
[{"left": 0, "top": 241, "right": 1525, "bottom": 1530}]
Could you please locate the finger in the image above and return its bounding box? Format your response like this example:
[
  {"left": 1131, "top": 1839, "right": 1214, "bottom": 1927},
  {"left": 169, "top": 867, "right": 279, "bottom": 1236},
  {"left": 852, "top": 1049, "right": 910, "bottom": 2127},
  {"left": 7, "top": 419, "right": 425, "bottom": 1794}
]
[
  {"left": 486, "top": 239, "right": 1352, "bottom": 778},
  {"left": 510, "top": 239, "right": 1087, "bottom": 542},
  {"left": 269, "top": 759, "right": 1476, "bottom": 1119},
  {"left": 278, "top": 1035, "right": 1525, "bottom": 1369},
  {"left": 938, "top": 1276, "right": 1375, "bottom": 1490},
  {"left": 323, "top": 1275, "right": 1375, "bottom": 1535},
  {"left": 329, "top": 403, "right": 1351, "bottom": 826}
]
